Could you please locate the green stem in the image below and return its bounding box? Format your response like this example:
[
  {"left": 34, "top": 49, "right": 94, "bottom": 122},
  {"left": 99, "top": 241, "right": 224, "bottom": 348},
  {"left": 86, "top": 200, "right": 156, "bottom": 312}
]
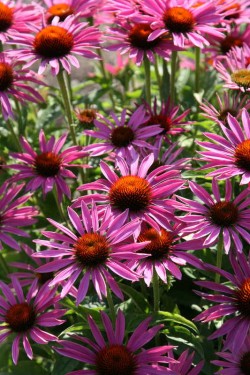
[
  {"left": 153, "top": 268, "right": 160, "bottom": 313},
  {"left": 0, "top": 253, "right": 9, "bottom": 276},
  {"left": 106, "top": 286, "right": 116, "bottom": 325},
  {"left": 6, "top": 120, "right": 22, "bottom": 152},
  {"left": 215, "top": 234, "right": 224, "bottom": 284},
  {"left": 162, "top": 59, "right": 170, "bottom": 101},
  {"left": 144, "top": 58, "right": 151, "bottom": 104},
  {"left": 57, "top": 69, "right": 77, "bottom": 145},
  {"left": 195, "top": 47, "right": 201, "bottom": 94},
  {"left": 53, "top": 187, "right": 67, "bottom": 224},
  {"left": 154, "top": 57, "right": 163, "bottom": 102},
  {"left": 97, "top": 50, "right": 115, "bottom": 108},
  {"left": 170, "top": 51, "right": 178, "bottom": 104}
]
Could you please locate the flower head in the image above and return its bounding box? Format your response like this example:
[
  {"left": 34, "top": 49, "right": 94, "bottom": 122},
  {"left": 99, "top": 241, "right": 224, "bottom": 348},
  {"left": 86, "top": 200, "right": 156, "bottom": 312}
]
[
  {"left": 43, "top": 0, "right": 98, "bottom": 23},
  {"left": 212, "top": 336, "right": 250, "bottom": 374},
  {"left": 0, "top": 278, "right": 65, "bottom": 364},
  {"left": 176, "top": 179, "right": 250, "bottom": 253},
  {"left": 0, "top": 182, "right": 38, "bottom": 251},
  {"left": 0, "top": 0, "right": 41, "bottom": 43},
  {"left": 200, "top": 92, "right": 250, "bottom": 127},
  {"left": 0, "top": 53, "right": 44, "bottom": 120},
  {"left": 216, "top": 49, "right": 250, "bottom": 92},
  {"left": 127, "top": 222, "right": 204, "bottom": 286},
  {"left": 10, "top": 15, "right": 100, "bottom": 75},
  {"left": 194, "top": 251, "right": 250, "bottom": 353},
  {"left": 73, "top": 153, "right": 184, "bottom": 232},
  {"left": 84, "top": 105, "right": 162, "bottom": 161},
  {"left": 144, "top": 98, "right": 191, "bottom": 139},
  {"left": 106, "top": 20, "right": 179, "bottom": 66},
  {"left": 136, "top": 0, "right": 224, "bottom": 48},
  {"left": 33, "top": 202, "right": 148, "bottom": 304},
  {"left": 8, "top": 130, "right": 88, "bottom": 202},
  {"left": 198, "top": 109, "right": 250, "bottom": 185},
  {"left": 216, "top": 0, "right": 250, "bottom": 26},
  {"left": 55, "top": 310, "right": 176, "bottom": 374}
]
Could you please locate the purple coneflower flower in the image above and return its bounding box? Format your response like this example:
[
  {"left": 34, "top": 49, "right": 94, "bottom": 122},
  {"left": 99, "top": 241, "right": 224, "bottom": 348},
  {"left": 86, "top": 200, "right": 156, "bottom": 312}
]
[
  {"left": 168, "top": 349, "right": 204, "bottom": 375},
  {"left": 84, "top": 105, "right": 162, "bottom": 161},
  {"left": 43, "top": 0, "right": 98, "bottom": 23},
  {"left": 0, "top": 0, "right": 41, "bottom": 43},
  {"left": 144, "top": 98, "right": 191, "bottom": 140},
  {"left": 216, "top": 0, "right": 250, "bottom": 27},
  {"left": 0, "top": 278, "right": 65, "bottom": 364},
  {"left": 135, "top": 0, "right": 224, "bottom": 48},
  {"left": 194, "top": 251, "right": 250, "bottom": 353},
  {"left": 216, "top": 49, "right": 250, "bottom": 92},
  {"left": 33, "top": 202, "right": 148, "bottom": 304},
  {"left": 0, "top": 181, "right": 38, "bottom": 251},
  {"left": 8, "top": 130, "right": 88, "bottom": 202},
  {"left": 198, "top": 109, "right": 250, "bottom": 184},
  {"left": 55, "top": 310, "right": 176, "bottom": 375},
  {"left": 127, "top": 222, "right": 203, "bottom": 286},
  {"left": 106, "top": 19, "right": 179, "bottom": 66},
  {"left": 0, "top": 52, "right": 44, "bottom": 120},
  {"left": 9, "top": 244, "right": 77, "bottom": 299},
  {"left": 212, "top": 336, "right": 250, "bottom": 374},
  {"left": 9, "top": 15, "right": 100, "bottom": 75},
  {"left": 200, "top": 92, "right": 250, "bottom": 127},
  {"left": 73, "top": 153, "right": 184, "bottom": 233},
  {"left": 176, "top": 179, "right": 250, "bottom": 253}
]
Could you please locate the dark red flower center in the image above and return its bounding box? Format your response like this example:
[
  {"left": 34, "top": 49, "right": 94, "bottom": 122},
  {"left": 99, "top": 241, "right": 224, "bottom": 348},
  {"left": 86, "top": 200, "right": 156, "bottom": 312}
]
[
  {"left": 111, "top": 126, "right": 135, "bottom": 148},
  {"left": 74, "top": 233, "right": 110, "bottom": 268},
  {"left": 163, "top": 7, "right": 195, "bottom": 33},
  {"left": 33, "top": 25, "right": 74, "bottom": 58},
  {"left": 36, "top": 272, "right": 54, "bottom": 284},
  {"left": 76, "top": 108, "right": 96, "bottom": 125},
  {"left": 146, "top": 114, "right": 172, "bottom": 133},
  {"left": 231, "top": 69, "right": 250, "bottom": 89},
  {"left": 34, "top": 151, "right": 61, "bottom": 177},
  {"left": 96, "top": 344, "right": 137, "bottom": 375},
  {"left": 224, "top": 3, "right": 241, "bottom": 20},
  {"left": 0, "top": 62, "right": 14, "bottom": 91},
  {"left": 47, "top": 3, "right": 74, "bottom": 23},
  {"left": 128, "top": 23, "right": 161, "bottom": 50},
  {"left": 218, "top": 108, "right": 238, "bottom": 123},
  {"left": 220, "top": 35, "right": 243, "bottom": 54},
  {"left": 240, "top": 351, "right": 250, "bottom": 375},
  {"left": 209, "top": 201, "right": 238, "bottom": 227},
  {"left": 0, "top": 2, "right": 13, "bottom": 32},
  {"left": 109, "top": 175, "right": 152, "bottom": 212},
  {"left": 234, "top": 139, "right": 250, "bottom": 172},
  {"left": 138, "top": 227, "right": 174, "bottom": 260},
  {"left": 5, "top": 302, "right": 36, "bottom": 332},
  {"left": 235, "top": 278, "right": 250, "bottom": 317}
]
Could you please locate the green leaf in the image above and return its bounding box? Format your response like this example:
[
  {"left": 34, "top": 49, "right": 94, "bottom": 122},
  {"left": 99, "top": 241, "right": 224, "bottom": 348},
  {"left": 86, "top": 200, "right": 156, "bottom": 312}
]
[
  {"left": 119, "top": 284, "right": 150, "bottom": 312},
  {"left": 52, "top": 354, "right": 78, "bottom": 375},
  {"left": 154, "top": 311, "right": 198, "bottom": 333}
]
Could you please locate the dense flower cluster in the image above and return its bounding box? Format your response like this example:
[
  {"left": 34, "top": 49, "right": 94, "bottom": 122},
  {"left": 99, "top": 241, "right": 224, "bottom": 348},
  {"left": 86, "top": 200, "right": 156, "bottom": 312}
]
[{"left": 0, "top": 0, "right": 248, "bottom": 373}]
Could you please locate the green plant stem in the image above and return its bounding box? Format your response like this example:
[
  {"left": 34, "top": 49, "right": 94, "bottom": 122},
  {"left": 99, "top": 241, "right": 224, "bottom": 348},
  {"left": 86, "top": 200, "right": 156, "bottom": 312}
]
[
  {"left": 97, "top": 50, "right": 115, "bottom": 108},
  {"left": 53, "top": 188, "right": 67, "bottom": 224},
  {"left": 153, "top": 268, "right": 160, "bottom": 313},
  {"left": 195, "top": 47, "right": 201, "bottom": 94},
  {"left": 106, "top": 286, "right": 116, "bottom": 325},
  {"left": 6, "top": 120, "right": 22, "bottom": 152},
  {"left": 170, "top": 51, "right": 177, "bottom": 103},
  {"left": 215, "top": 234, "right": 224, "bottom": 284},
  {"left": 154, "top": 57, "right": 163, "bottom": 102},
  {"left": 144, "top": 58, "right": 151, "bottom": 104},
  {"left": 57, "top": 69, "right": 77, "bottom": 145},
  {"left": 162, "top": 59, "right": 170, "bottom": 101},
  {"left": 0, "top": 253, "right": 9, "bottom": 276}
]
